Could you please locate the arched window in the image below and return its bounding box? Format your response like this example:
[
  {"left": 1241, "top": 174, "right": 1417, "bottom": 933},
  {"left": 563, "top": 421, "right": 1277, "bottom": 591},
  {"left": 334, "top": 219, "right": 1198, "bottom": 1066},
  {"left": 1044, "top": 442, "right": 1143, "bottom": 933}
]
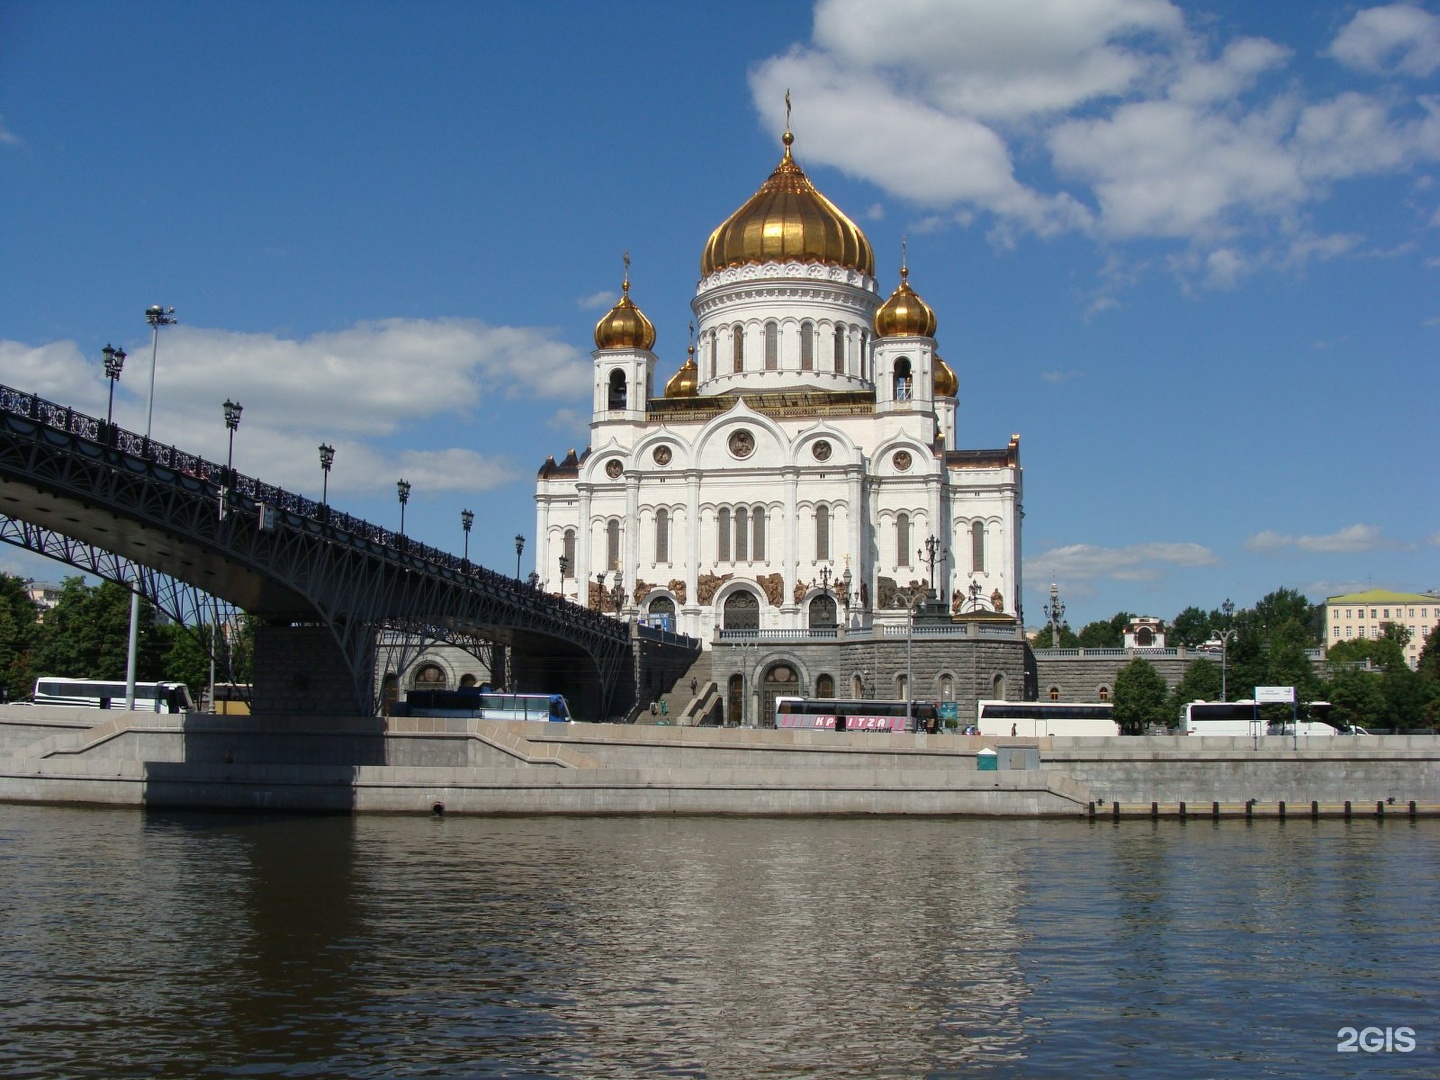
[
  {"left": 971, "top": 521, "right": 986, "bottom": 573},
  {"left": 809, "top": 594, "right": 837, "bottom": 628},
  {"left": 800, "top": 322, "right": 814, "bottom": 370},
  {"left": 816, "top": 674, "right": 835, "bottom": 698},
  {"left": 851, "top": 673, "right": 865, "bottom": 698},
  {"left": 815, "top": 505, "right": 830, "bottom": 562},
  {"left": 723, "top": 591, "right": 759, "bottom": 630},
  {"left": 718, "top": 508, "right": 731, "bottom": 562},
  {"left": 655, "top": 508, "right": 669, "bottom": 564},
  {"left": 608, "top": 369, "right": 627, "bottom": 410},
  {"left": 1136, "top": 626, "right": 1154, "bottom": 647},
  {"left": 940, "top": 674, "right": 953, "bottom": 701},
  {"left": 412, "top": 663, "right": 446, "bottom": 691},
  {"left": 898, "top": 673, "right": 908, "bottom": 699},
  {"left": 764, "top": 322, "right": 778, "bottom": 370},
  {"left": 459, "top": 673, "right": 478, "bottom": 688},
  {"left": 735, "top": 506, "right": 749, "bottom": 562},
  {"left": 606, "top": 518, "right": 620, "bottom": 571},
  {"left": 1049, "top": 686, "right": 1061, "bottom": 701},
  {"left": 563, "top": 529, "right": 576, "bottom": 577},
  {"left": 648, "top": 596, "right": 676, "bottom": 618},
  {"left": 732, "top": 324, "right": 744, "bottom": 373},
  {"left": 894, "top": 357, "right": 913, "bottom": 401},
  {"left": 752, "top": 506, "right": 766, "bottom": 561},
  {"left": 833, "top": 325, "right": 846, "bottom": 373},
  {"left": 1098, "top": 685, "right": 1110, "bottom": 702},
  {"left": 897, "top": 513, "right": 911, "bottom": 567},
  {"left": 708, "top": 333, "right": 717, "bottom": 380},
  {"left": 992, "top": 673, "right": 1006, "bottom": 700}
]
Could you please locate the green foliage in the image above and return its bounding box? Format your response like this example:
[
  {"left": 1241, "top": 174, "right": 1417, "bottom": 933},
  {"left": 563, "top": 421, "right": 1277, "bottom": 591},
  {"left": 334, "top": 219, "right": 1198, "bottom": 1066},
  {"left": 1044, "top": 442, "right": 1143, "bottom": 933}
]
[
  {"left": 1113, "top": 658, "right": 1170, "bottom": 734},
  {"left": 31, "top": 577, "right": 169, "bottom": 681},
  {"left": 0, "top": 574, "right": 41, "bottom": 700},
  {"left": 1326, "top": 666, "right": 1387, "bottom": 731},
  {"left": 1265, "top": 618, "right": 1321, "bottom": 702},
  {"left": 1169, "top": 606, "right": 1215, "bottom": 647},
  {"left": 1254, "top": 587, "right": 1323, "bottom": 645},
  {"left": 1077, "top": 611, "right": 1130, "bottom": 649},
  {"left": 1169, "top": 658, "right": 1222, "bottom": 721}
]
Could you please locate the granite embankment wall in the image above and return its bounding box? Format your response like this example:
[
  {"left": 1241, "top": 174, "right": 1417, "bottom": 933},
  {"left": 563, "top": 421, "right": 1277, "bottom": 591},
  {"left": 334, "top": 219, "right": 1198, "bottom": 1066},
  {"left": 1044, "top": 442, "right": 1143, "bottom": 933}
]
[{"left": 0, "top": 706, "right": 1435, "bottom": 816}]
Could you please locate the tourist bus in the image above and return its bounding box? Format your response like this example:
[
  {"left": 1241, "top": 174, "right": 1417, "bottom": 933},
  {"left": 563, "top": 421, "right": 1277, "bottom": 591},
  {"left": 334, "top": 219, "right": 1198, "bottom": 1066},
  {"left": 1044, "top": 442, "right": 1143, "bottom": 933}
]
[
  {"left": 975, "top": 700, "right": 1118, "bottom": 737},
  {"left": 1182, "top": 700, "right": 1367, "bottom": 737},
  {"left": 773, "top": 697, "right": 940, "bottom": 733},
  {"left": 32, "top": 677, "right": 194, "bottom": 713},
  {"left": 399, "top": 688, "right": 574, "bottom": 723}
]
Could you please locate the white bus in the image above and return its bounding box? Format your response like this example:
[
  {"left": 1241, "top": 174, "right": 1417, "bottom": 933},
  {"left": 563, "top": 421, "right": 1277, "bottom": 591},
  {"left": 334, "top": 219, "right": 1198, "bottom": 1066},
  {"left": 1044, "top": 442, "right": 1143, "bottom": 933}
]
[
  {"left": 1181, "top": 700, "right": 1365, "bottom": 736},
  {"left": 976, "top": 700, "right": 1118, "bottom": 737},
  {"left": 400, "top": 689, "right": 574, "bottom": 723},
  {"left": 32, "top": 678, "right": 195, "bottom": 713}
]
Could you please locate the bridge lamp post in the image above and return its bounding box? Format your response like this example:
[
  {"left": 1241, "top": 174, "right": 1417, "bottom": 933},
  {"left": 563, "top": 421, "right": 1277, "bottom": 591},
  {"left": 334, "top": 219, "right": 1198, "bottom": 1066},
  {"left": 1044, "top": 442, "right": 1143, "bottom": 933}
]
[
  {"left": 610, "top": 578, "right": 626, "bottom": 620},
  {"left": 318, "top": 443, "right": 335, "bottom": 507},
  {"left": 220, "top": 399, "right": 242, "bottom": 519},
  {"left": 558, "top": 553, "right": 570, "bottom": 597},
  {"left": 125, "top": 305, "right": 175, "bottom": 712},
  {"left": 461, "top": 509, "right": 474, "bottom": 566},
  {"left": 396, "top": 479, "right": 411, "bottom": 537},
  {"left": 919, "top": 535, "right": 946, "bottom": 599},
  {"left": 595, "top": 571, "right": 606, "bottom": 611},
  {"left": 514, "top": 534, "right": 525, "bottom": 581},
  {"left": 101, "top": 344, "right": 126, "bottom": 427},
  {"left": 842, "top": 564, "right": 853, "bottom": 620}
]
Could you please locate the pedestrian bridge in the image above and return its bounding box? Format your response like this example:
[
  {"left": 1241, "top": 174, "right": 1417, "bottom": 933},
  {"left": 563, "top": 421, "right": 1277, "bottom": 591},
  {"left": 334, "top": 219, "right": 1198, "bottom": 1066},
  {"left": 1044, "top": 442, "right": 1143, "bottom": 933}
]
[{"left": 0, "top": 382, "right": 697, "bottom": 719}]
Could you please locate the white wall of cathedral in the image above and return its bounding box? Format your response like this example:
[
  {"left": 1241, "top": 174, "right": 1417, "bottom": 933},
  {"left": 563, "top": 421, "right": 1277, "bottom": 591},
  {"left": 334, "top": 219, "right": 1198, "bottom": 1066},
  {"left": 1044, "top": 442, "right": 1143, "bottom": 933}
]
[
  {"left": 691, "top": 270, "right": 880, "bottom": 395},
  {"left": 591, "top": 348, "right": 657, "bottom": 421}
]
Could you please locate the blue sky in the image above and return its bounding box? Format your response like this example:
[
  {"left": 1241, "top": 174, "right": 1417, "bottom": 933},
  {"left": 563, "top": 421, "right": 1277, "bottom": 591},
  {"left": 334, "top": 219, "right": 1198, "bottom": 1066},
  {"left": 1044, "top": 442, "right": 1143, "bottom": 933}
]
[{"left": 2, "top": 0, "right": 1437, "bottom": 630}]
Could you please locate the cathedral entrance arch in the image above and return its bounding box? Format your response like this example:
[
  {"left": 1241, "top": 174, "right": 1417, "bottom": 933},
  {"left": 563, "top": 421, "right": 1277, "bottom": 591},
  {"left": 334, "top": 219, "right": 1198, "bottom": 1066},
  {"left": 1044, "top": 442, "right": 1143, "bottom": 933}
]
[
  {"left": 807, "top": 594, "right": 837, "bottom": 628},
  {"left": 761, "top": 663, "right": 800, "bottom": 727},
  {"left": 722, "top": 590, "right": 760, "bottom": 631}
]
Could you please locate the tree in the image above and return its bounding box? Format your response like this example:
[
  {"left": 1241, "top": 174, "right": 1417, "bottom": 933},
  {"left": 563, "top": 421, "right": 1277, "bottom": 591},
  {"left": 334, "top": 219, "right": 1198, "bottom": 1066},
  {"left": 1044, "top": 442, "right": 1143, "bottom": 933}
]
[
  {"left": 1265, "top": 617, "right": 1321, "bottom": 702},
  {"left": 1326, "top": 666, "right": 1387, "bottom": 731},
  {"left": 1169, "top": 605, "right": 1215, "bottom": 647},
  {"left": 0, "top": 574, "right": 41, "bottom": 700},
  {"left": 1077, "top": 611, "right": 1130, "bottom": 649},
  {"left": 1418, "top": 624, "right": 1440, "bottom": 685},
  {"left": 32, "top": 578, "right": 165, "bottom": 680},
  {"left": 1113, "top": 658, "right": 1170, "bottom": 734},
  {"left": 1169, "top": 658, "right": 1222, "bottom": 722},
  {"left": 1254, "top": 587, "right": 1322, "bottom": 645}
]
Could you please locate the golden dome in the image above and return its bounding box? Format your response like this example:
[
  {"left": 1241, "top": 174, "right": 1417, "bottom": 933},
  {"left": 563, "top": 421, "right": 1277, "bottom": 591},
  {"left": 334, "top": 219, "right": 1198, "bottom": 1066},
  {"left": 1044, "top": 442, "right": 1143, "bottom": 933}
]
[
  {"left": 594, "top": 260, "right": 656, "bottom": 351},
  {"left": 875, "top": 266, "right": 938, "bottom": 338},
  {"left": 701, "top": 131, "right": 874, "bottom": 278},
  {"left": 665, "top": 344, "right": 700, "bottom": 398},
  {"left": 934, "top": 356, "right": 958, "bottom": 398}
]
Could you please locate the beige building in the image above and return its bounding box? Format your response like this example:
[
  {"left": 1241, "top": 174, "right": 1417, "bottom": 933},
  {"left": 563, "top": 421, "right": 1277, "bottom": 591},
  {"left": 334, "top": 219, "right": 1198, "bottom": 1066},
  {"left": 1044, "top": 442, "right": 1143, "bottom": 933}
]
[{"left": 1326, "top": 589, "right": 1439, "bottom": 670}]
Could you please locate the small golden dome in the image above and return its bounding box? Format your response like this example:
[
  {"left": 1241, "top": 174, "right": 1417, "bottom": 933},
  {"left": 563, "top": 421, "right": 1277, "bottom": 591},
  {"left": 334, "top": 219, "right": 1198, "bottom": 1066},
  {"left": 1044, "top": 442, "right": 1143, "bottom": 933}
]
[
  {"left": 875, "top": 266, "right": 938, "bottom": 338},
  {"left": 934, "top": 356, "right": 958, "bottom": 398},
  {"left": 701, "top": 130, "right": 874, "bottom": 278},
  {"left": 594, "top": 259, "right": 656, "bottom": 351},
  {"left": 665, "top": 344, "right": 700, "bottom": 398}
]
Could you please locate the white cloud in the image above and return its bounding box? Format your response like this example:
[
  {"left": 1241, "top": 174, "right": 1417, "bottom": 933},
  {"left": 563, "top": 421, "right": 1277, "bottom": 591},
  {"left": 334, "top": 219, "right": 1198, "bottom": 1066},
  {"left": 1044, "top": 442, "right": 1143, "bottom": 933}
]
[
  {"left": 0, "top": 112, "right": 20, "bottom": 147},
  {"left": 1329, "top": 3, "right": 1440, "bottom": 77},
  {"left": 578, "top": 290, "right": 617, "bottom": 311},
  {"left": 1244, "top": 523, "right": 1389, "bottom": 554},
  {"left": 1028, "top": 541, "right": 1219, "bottom": 587},
  {"left": 750, "top": 0, "right": 1440, "bottom": 285},
  {"left": 0, "top": 318, "right": 589, "bottom": 497}
]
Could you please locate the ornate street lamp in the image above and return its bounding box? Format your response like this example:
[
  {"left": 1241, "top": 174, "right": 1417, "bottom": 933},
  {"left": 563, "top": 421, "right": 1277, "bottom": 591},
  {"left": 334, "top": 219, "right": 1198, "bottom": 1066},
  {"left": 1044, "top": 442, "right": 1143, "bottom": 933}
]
[
  {"left": 220, "top": 399, "right": 242, "bottom": 519},
  {"left": 611, "top": 577, "right": 626, "bottom": 617},
  {"left": 595, "top": 571, "right": 607, "bottom": 611},
  {"left": 515, "top": 534, "right": 525, "bottom": 580},
  {"left": 558, "top": 553, "right": 571, "bottom": 583},
  {"left": 318, "top": 443, "right": 335, "bottom": 507},
  {"left": 527, "top": 571, "right": 540, "bottom": 589},
  {"left": 919, "top": 535, "right": 946, "bottom": 598},
  {"left": 101, "top": 343, "right": 126, "bottom": 426},
  {"left": 1044, "top": 581, "right": 1066, "bottom": 648},
  {"left": 460, "top": 509, "right": 474, "bottom": 565},
  {"left": 397, "top": 478, "right": 411, "bottom": 536},
  {"left": 842, "top": 564, "right": 853, "bottom": 612},
  {"left": 818, "top": 564, "right": 832, "bottom": 596}
]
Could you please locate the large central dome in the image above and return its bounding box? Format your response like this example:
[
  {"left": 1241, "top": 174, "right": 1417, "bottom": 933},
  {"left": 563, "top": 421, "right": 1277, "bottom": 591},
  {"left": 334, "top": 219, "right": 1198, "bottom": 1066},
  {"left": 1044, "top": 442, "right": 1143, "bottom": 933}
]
[{"left": 700, "top": 131, "right": 874, "bottom": 279}]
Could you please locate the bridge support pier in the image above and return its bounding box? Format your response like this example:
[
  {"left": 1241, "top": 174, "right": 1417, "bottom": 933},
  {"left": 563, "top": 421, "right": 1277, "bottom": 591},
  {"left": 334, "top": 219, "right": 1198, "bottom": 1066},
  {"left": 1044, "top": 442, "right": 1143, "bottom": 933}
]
[{"left": 252, "top": 625, "right": 372, "bottom": 716}]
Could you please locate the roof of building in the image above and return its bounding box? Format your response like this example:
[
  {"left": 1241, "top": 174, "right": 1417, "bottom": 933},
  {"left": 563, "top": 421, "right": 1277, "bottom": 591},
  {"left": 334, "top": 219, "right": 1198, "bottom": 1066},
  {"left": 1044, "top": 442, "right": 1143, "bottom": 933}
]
[
  {"left": 700, "top": 129, "right": 874, "bottom": 278},
  {"left": 1326, "top": 588, "right": 1436, "bottom": 604}
]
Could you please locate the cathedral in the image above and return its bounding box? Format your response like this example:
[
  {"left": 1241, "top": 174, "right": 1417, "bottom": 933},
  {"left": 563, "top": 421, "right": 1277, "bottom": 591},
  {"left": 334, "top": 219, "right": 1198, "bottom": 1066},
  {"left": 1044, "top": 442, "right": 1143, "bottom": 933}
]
[{"left": 535, "top": 120, "right": 1024, "bottom": 657}]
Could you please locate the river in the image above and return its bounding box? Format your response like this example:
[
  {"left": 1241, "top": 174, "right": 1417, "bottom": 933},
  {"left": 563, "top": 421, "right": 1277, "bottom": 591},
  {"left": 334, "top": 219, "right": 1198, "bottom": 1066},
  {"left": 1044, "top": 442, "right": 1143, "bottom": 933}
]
[{"left": 0, "top": 806, "right": 1435, "bottom": 1078}]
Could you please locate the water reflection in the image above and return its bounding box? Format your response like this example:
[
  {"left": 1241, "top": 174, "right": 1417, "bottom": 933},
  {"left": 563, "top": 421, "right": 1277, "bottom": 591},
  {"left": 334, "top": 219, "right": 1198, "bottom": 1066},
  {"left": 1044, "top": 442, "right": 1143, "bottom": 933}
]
[{"left": 0, "top": 808, "right": 1435, "bottom": 1078}]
